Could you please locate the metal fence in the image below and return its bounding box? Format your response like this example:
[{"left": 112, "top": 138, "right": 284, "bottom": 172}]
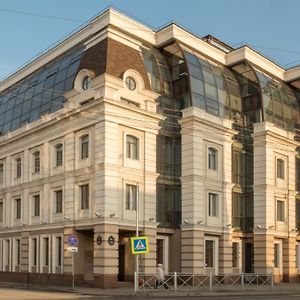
[{"left": 134, "top": 272, "right": 274, "bottom": 293}]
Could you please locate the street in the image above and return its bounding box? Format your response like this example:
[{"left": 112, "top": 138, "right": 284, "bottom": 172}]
[{"left": 1, "top": 288, "right": 300, "bottom": 300}]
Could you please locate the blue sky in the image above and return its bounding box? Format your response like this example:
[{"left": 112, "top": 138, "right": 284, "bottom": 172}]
[{"left": 0, "top": 0, "right": 300, "bottom": 80}]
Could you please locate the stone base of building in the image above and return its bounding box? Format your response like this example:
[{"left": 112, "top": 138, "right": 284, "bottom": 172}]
[
  {"left": 283, "top": 274, "right": 300, "bottom": 283},
  {"left": 94, "top": 274, "right": 118, "bottom": 288},
  {"left": 0, "top": 272, "right": 84, "bottom": 287}
]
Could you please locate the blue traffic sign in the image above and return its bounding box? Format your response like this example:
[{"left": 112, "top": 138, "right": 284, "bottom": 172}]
[
  {"left": 67, "top": 235, "right": 78, "bottom": 246},
  {"left": 131, "top": 236, "right": 149, "bottom": 254}
]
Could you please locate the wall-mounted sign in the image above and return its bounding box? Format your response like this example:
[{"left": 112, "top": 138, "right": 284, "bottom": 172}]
[
  {"left": 96, "top": 235, "right": 103, "bottom": 245},
  {"left": 108, "top": 235, "right": 115, "bottom": 246},
  {"left": 67, "top": 235, "right": 78, "bottom": 247}
]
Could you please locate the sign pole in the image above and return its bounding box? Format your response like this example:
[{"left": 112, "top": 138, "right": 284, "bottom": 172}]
[
  {"left": 72, "top": 251, "right": 75, "bottom": 290},
  {"left": 136, "top": 184, "right": 139, "bottom": 280}
]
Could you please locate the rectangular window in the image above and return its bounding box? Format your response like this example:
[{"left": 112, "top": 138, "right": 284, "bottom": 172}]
[
  {"left": 0, "top": 163, "right": 4, "bottom": 184},
  {"left": 80, "top": 184, "right": 89, "bottom": 210},
  {"left": 126, "top": 184, "right": 137, "bottom": 210},
  {"left": 205, "top": 240, "right": 214, "bottom": 268},
  {"left": 43, "top": 237, "right": 49, "bottom": 266},
  {"left": 16, "top": 239, "right": 21, "bottom": 266},
  {"left": 55, "top": 190, "right": 63, "bottom": 213},
  {"left": 208, "top": 193, "right": 218, "bottom": 217},
  {"left": 232, "top": 242, "right": 239, "bottom": 268},
  {"left": 0, "top": 200, "right": 3, "bottom": 223},
  {"left": 277, "top": 200, "right": 285, "bottom": 222},
  {"left": 274, "top": 243, "right": 281, "bottom": 268},
  {"left": 16, "top": 158, "right": 21, "bottom": 178},
  {"left": 232, "top": 150, "right": 244, "bottom": 185},
  {"left": 56, "top": 237, "right": 62, "bottom": 267},
  {"left": 277, "top": 159, "right": 285, "bottom": 179},
  {"left": 32, "top": 238, "right": 37, "bottom": 266},
  {"left": 232, "top": 193, "right": 244, "bottom": 229},
  {"left": 33, "top": 195, "right": 40, "bottom": 217},
  {"left": 4, "top": 239, "right": 10, "bottom": 270},
  {"left": 15, "top": 198, "right": 21, "bottom": 219}
]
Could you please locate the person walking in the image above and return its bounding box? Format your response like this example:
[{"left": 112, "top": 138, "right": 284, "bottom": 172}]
[{"left": 156, "top": 263, "right": 169, "bottom": 289}]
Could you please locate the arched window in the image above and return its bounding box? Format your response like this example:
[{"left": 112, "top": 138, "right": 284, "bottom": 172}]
[
  {"left": 208, "top": 147, "right": 217, "bottom": 170},
  {"left": 126, "top": 135, "right": 139, "bottom": 159},
  {"left": 81, "top": 135, "right": 89, "bottom": 159},
  {"left": 277, "top": 158, "right": 285, "bottom": 179},
  {"left": 55, "top": 144, "right": 63, "bottom": 166},
  {"left": 33, "top": 151, "right": 40, "bottom": 173}
]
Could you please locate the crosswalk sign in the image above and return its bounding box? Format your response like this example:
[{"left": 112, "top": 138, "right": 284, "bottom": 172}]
[{"left": 131, "top": 236, "right": 149, "bottom": 254}]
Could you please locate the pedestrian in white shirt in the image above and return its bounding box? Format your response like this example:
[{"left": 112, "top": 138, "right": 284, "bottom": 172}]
[{"left": 155, "top": 263, "right": 169, "bottom": 289}]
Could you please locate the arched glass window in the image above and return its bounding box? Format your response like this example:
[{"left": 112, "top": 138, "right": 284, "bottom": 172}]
[
  {"left": 208, "top": 147, "right": 217, "bottom": 170},
  {"left": 277, "top": 158, "right": 285, "bottom": 179},
  {"left": 126, "top": 135, "right": 139, "bottom": 159},
  {"left": 33, "top": 151, "right": 40, "bottom": 173},
  {"left": 55, "top": 144, "right": 63, "bottom": 166},
  {"left": 81, "top": 135, "right": 89, "bottom": 159},
  {"left": 82, "top": 76, "right": 91, "bottom": 90}
]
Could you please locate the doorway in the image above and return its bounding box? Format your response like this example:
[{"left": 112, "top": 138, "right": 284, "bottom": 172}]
[
  {"left": 118, "top": 244, "right": 125, "bottom": 281},
  {"left": 245, "top": 243, "right": 254, "bottom": 273}
]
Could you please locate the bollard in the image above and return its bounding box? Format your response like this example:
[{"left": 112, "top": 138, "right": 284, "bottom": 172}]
[
  {"left": 174, "top": 272, "right": 177, "bottom": 293},
  {"left": 209, "top": 273, "right": 212, "bottom": 294},
  {"left": 241, "top": 272, "right": 244, "bottom": 292},
  {"left": 134, "top": 271, "right": 138, "bottom": 293}
]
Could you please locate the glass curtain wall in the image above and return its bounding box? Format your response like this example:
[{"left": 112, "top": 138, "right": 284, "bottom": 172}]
[
  {"left": 141, "top": 43, "right": 189, "bottom": 227},
  {"left": 0, "top": 47, "right": 84, "bottom": 133}
]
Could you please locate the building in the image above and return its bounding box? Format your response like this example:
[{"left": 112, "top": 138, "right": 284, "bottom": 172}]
[{"left": 0, "top": 7, "right": 300, "bottom": 288}]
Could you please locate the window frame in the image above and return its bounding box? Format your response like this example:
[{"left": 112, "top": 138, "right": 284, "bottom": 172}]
[
  {"left": 208, "top": 192, "right": 218, "bottom": 217},
  {"left": 208, "top": 147, "right": 218, "bottom": 171},
  {"left": 55, "top": 143, "right": 63, "bottom": 167},
  {"left": 33, "top": 151, "right": 40, "bottom": 174},
  {"left": 55, "top": 190, "right": 63, "bottom": 214},
  {"left": 125, "top": 184, "right": 138, "bottom": 211},
  {"left": 126, "top": 135, "right": 139, "bottom": 160},
  {"left": 15, "top": 157, "right": 22, "bottom": 179},
  {"left": 15, "top": 198, "right": 21, "bottom": 220},
  {"left": 80, "top": 134, "right": 89, "bottom": 160},
  {"left": 276, "top": 200, "right": 285, "bottom": 222},
  {"left": 33, "top": 194, "right": 40, "bottom": 217},
  {"left": 276, "top": 158, "right": 285, "bottom": 180},
  {"left": 80, "top": 184, "right": 89, "bottom": 210}
]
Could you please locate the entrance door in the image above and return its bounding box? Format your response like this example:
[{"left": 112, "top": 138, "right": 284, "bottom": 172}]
[
  {"left": 156, "top": 236, "right": 169, "bottom": 272},
  {"left": 204, "top": 237, "right": 219, "bottom": 275},
  {"left": 245, "top": 243, "right": 254, "bottom": 273},
  {"left": 83, "top": 250, "right": 93, "bottom": 281},
  {"left": 118, "top": 244, "right": 125, "bottom": 281}
]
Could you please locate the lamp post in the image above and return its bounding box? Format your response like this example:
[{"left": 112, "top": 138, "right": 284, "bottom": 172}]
[{"left": 135, "top": 184, "right": 139, "bottom": 277}]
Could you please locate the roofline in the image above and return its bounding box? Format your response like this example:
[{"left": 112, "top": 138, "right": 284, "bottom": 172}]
[{"left": 1, "top": 7, "right": 300, "bottom": 92}]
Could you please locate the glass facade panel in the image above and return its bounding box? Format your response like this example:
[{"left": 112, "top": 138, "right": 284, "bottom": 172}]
[{"left": 0, "top": 46, "right": 84, "bottom": 134}]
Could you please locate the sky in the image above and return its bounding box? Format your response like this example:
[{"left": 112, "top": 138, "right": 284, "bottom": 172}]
[{"left": 0, "top": 0, "right": 300, "bottom": 80}]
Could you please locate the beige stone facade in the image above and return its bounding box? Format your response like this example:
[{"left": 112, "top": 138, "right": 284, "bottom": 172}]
[{"left": 0, "top": 7, "right": 300, "bottom": 288}]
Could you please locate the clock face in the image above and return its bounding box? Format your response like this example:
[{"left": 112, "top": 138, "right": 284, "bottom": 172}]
[{"left": 125, "top": 76, "right": 136, "bottom": 91}]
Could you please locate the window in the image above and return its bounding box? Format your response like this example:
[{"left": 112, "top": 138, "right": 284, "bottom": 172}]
[
  {"left": 55, "top": 190, "right": 63, "bottom": 214},
  {"left": 16, "top": 158, "right": 21, "bottom": 178},
  {"left": 232, "top": 242, "right": 239, "bottom": 268},
  {"left": 0, "top": 200, "right": 3, "bottom": 223},
  {"left": 55, "top": 144, "right": 63, "bottom": 166},
  {"left": 126, "top": 135, "right": 139, "bottom": 159},
  {"left": 33, "top": 195, "right": 40, "bottom": 217},
  {"left": 277, "top": 200, "right": 285, "bottom": 222},
  {"left": 80, "top": 135, "right": 89, "bottom": 159},
  {"left": 208, "top": 147, "right": 217, "bottom": 170},
  {"left": 125, "top": 76, "right": 136, "bottom": 91},
  {"left": 232, "top": 193, "right": 244, "bottom": 229},
  {"left": 43, "top": 237, "right": 49, "bottom": 266},
  {"left": 274, "top": 243, "right": 281, "bottom": 268},
  {"left": 82, "top": 76, "right": 91, "bottom": 90},
  {"left": 205, "top": 240, "right": 214, "bottom": 267},
  {"left": 15, "top": 198, "right": 21, "bottom": 219},
  {"left": 33, "top": 151, "right": 40, "bottom": 173},
  {"left": 0, "top": 163, "right": 4, "bottom": 184},
  {"left": 15, "top": 239, "right": 21, "bottom": 267},
  {"left": 208, "top": 193, "right": 218, "bottom": 217},
  {"left": 277, "top": 158, "right": 285, "bottom": 179},
  {"left": 32, "top": 238, "right": 37, "bottom": 267},
  {"left": 232, "top": 150, "right": 244, "bottom": 185},
  {"left": 56, "top": 236, "right": 62, "bottom": 267},
  {"left": 126, "top": 184, "right": 137, "bottom": 210},
  {"left": 80, "top": 184, "right": 89, "bottom": 210}
]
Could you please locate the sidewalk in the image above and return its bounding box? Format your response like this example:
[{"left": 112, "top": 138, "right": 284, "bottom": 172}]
[{"left": 1, "top": 281, "right": 300, "bottom": 298}]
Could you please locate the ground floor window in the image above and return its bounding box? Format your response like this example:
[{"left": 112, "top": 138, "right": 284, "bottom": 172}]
[
  {"left": 205, "top": 237, "right": 218, "bottom": 274},
  {"left": 274, "top": 241, "right": 282, "bottom": 271}
]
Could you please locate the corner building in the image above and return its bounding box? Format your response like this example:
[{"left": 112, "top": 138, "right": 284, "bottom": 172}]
[{"left": 0, "top": 8, "right": 300, "bottom": 287}]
